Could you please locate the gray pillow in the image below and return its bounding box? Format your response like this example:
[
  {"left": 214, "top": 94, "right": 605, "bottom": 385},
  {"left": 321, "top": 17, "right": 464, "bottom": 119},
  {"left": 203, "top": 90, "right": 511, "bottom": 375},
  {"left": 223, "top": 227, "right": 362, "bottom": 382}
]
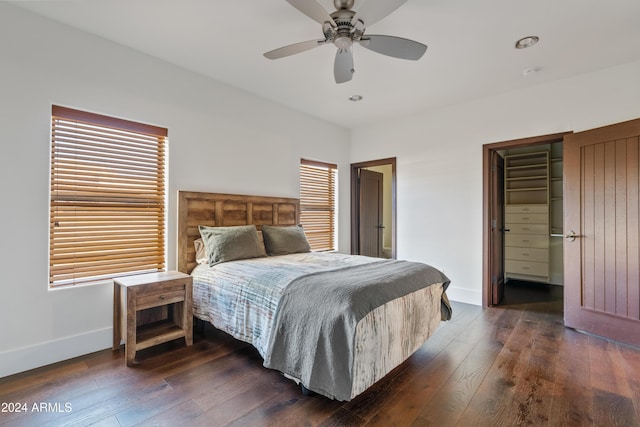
[
  {"left": 198, "top": 225, "right": 265, "bottom": 266},
  {"left": 261, "top": 225, "right": 311, "bottom": 255}
]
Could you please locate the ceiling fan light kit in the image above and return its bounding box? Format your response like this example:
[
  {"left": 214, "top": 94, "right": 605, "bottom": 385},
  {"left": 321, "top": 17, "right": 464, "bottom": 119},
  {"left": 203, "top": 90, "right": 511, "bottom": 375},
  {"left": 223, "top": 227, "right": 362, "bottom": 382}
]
[{"left": 264, "top": 0, "right": 427, "bottom": 84}]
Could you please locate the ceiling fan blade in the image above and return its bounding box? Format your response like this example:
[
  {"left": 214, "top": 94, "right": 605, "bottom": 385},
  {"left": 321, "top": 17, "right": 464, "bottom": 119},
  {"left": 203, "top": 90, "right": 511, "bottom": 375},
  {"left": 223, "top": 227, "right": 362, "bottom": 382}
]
[
  {"left": 264, "top": 39, "right": 326, "bottom": 59},
  {"left": 286, "top": 0, "right": 336, "bottom": 26},
  {"left": 334, "top": 48, "right": 354, "bottom": 84},
  {"left": 359, "top": 35, "right": 427, "bottom": 60},
  {"left": 351, "top": 0, "right": 407, "bottom": 27}
]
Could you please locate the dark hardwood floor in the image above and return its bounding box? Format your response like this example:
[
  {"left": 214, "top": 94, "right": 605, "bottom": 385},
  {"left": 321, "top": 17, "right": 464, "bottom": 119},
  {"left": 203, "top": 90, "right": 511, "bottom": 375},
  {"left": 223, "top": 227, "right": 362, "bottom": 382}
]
[
  {"left": 2, "top": 294, "right": 639, "bottom": 427},
  {"left": 501, "top": 279, "right": 564, "bottom": 312}
]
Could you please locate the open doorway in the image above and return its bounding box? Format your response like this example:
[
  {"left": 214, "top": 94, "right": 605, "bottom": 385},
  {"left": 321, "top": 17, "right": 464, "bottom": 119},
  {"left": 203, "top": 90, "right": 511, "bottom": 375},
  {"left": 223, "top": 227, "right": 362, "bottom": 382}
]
[
  {"left": 351, "top": 158, "right": 396, "bottom": 258},
  {"left": 482, "top": 132, "right": 569, "bottom": 308}
]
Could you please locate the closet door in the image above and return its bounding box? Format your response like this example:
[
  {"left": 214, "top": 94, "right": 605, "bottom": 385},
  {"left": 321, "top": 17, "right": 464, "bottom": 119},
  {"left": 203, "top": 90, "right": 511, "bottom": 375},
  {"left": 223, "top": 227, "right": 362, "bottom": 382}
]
[{"left": 358, "top": 169, "right": 384, "bottom": 258}]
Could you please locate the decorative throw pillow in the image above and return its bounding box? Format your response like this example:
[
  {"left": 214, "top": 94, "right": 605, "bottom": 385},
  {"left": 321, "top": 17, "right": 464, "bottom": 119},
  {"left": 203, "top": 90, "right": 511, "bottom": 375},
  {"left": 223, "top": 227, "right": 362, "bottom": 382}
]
[
  {"left": 261, "top": 224, "right": 311, "bottom": 256},
  {"left": 198, "top": 225, "right": 266, "bottom": 266}
]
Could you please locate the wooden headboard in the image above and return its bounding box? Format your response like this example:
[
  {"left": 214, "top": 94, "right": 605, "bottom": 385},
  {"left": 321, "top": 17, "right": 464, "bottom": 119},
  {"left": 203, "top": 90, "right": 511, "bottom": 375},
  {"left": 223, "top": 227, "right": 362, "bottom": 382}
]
[{"left": 177, "top": 191, "right": 301, "bottom": 274}]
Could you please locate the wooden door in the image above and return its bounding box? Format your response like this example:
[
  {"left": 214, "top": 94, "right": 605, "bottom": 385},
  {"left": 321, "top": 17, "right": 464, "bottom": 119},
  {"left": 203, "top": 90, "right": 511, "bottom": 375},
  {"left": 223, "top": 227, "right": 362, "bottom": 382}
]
[
  {"left": 359, "top": 169, "right": 384, "bottom": 257},
  {"left": 564, "top": 118, "right": 640, "bottom": 347},
  {"left": 490, "top": 152, "right": 505, "bottom": 305}
]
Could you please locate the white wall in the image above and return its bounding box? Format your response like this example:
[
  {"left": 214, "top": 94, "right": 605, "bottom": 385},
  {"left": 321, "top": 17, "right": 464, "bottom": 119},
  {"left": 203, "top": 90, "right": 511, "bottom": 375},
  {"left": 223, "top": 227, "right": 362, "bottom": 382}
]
[
  {"left": 350, "top": 59, "right": 640, "bottom": 305},
  {"left": 0, "top": 4, "right": 350, "bottom": 378}
]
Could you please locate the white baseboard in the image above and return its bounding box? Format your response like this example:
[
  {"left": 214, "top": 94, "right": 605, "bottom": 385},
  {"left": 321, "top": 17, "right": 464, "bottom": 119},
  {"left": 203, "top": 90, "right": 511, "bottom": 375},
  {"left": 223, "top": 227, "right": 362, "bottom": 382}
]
[{"left": 0, "top": 327, "right": 113, "bottom": 378}]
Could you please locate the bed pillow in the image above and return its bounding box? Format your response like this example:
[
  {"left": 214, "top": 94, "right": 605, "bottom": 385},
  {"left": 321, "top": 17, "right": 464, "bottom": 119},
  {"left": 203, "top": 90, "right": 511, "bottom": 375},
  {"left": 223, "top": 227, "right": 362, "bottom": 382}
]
[
  {"left": 198, "top": 225, "right": 266, "bottom": 266},
  {"left": 261, "top": 224, "right": 311, "bottom": 255},
  {"left": 194, "top": 234, "right": 262, "bottom": 264},
  {"left": 193, "top": 238, "right": 208, "bottom": 264}
]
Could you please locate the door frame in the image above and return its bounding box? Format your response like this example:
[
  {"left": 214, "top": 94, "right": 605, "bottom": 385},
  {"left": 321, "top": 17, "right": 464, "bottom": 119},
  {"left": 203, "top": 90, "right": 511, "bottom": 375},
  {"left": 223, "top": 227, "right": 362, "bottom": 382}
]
[
  {"left": 351, "top": 157, "right": 397, "bottom": 258},
  {"left": 490, "top": 151, "right": 505, "bottom": 305},
  {"left": 482, "top": 132, "right": 569, "bottom": 307}
]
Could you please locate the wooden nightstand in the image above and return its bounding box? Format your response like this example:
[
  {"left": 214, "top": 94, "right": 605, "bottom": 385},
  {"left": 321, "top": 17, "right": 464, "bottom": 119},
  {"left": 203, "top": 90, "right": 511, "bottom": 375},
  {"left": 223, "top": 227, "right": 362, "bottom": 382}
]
[{"left": 113, "top": 271, "right": 193, "bottom": 366}]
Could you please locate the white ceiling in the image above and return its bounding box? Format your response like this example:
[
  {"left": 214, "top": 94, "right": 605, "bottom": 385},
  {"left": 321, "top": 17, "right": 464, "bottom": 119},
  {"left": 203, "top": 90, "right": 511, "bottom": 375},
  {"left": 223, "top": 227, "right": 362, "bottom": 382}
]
[{"left": 12, "top": 0, "right": 640, "bottom": 129}]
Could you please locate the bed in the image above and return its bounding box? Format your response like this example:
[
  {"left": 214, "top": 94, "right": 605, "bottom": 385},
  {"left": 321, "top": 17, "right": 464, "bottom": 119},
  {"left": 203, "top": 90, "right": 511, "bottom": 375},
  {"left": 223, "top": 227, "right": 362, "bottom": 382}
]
[{"left": 177, "top": 191, "right": 451, "bottom": 401}]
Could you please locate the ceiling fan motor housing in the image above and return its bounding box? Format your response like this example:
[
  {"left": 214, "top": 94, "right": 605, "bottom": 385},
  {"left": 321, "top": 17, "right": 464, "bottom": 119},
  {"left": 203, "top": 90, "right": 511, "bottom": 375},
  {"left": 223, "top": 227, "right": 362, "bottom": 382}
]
[{"left": 328, "top": 7, "right": 362, "bottom": 49}]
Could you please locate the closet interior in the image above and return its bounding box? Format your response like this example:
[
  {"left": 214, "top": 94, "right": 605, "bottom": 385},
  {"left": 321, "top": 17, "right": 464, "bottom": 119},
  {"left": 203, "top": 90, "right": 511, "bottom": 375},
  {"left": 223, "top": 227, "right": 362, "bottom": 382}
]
[{"left": 501, "top": 142, "right": 563, "bottom": 286}]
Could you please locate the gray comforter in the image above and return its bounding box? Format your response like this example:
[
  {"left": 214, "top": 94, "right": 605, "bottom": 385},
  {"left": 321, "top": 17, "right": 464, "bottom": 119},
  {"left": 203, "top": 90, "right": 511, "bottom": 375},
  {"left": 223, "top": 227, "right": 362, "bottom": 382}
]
[{"left": 263, "top": 259, "right": 451, "bottom": 401}]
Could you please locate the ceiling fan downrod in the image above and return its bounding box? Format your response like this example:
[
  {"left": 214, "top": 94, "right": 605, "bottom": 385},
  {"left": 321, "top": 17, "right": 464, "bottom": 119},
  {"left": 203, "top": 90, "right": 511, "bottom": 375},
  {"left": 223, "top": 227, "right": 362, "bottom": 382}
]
[{"left": 334, "top": 0, "right": 354, "bottom": 10}]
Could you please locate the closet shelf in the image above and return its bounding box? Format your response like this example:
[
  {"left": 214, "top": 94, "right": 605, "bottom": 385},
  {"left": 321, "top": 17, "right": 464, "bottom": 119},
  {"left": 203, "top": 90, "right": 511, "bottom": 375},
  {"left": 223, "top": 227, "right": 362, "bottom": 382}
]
[
  {"left": 506, "top": 163, "right": 548, "bottom": 170},
  {"left": 506, "top": 175, "right": 547, "bottom": 181},
  {"left": 506, "top": 187, "right": 548, "bottom": 192}
]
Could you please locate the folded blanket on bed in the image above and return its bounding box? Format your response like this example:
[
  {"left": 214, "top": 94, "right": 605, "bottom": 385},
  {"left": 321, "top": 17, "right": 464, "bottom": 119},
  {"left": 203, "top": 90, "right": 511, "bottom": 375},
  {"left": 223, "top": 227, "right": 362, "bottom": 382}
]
[{"left": 263, "top": 259, "right": 450, "bottom": 401}]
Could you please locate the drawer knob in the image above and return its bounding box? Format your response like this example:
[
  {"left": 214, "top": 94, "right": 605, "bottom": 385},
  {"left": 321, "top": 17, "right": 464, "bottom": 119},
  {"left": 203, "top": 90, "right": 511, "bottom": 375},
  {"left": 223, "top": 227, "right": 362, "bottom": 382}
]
[{"left": 159, "top": 295, "right": 165, "bottom": 300}]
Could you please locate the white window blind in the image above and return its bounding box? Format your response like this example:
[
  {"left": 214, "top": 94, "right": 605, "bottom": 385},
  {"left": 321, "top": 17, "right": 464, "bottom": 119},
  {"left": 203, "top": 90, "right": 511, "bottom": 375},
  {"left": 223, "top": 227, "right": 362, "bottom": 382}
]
[
  {"left": 300, "top": 159, "right": 337, "bottom": 252},
  {"left": 49, "top": 105, "right": 167, "bottom": 287}
]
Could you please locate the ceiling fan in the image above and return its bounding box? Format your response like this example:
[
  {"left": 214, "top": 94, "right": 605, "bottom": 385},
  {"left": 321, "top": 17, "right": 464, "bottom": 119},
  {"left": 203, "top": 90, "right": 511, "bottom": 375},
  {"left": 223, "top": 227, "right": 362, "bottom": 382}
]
[{"left": 264, "top": 0, "right": 427, "bottom": 84}]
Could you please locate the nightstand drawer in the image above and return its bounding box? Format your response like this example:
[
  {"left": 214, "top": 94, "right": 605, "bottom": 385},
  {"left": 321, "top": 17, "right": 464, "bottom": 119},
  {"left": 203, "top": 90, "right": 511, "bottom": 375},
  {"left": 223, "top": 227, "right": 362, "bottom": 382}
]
[{"left": 136, "top": 288, "right": 185, "bottom": 310}]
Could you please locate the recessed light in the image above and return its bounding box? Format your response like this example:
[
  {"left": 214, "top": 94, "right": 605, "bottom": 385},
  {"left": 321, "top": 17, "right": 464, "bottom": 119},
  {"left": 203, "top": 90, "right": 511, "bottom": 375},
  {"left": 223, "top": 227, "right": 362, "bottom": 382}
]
[
  {"left": 515, "top": 36, "right": 539, "bottom": 49},
  {"left": 348, "top": 95, "right": 363, "bottom": 102}
]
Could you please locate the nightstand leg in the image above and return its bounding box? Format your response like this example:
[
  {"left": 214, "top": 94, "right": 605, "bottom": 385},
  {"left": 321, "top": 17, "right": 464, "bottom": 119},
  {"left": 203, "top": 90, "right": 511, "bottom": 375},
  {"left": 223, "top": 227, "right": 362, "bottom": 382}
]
[
  {"left": 185, "top": 281, "right": 193, "bottom": 346},
  {"left": 126, "top": 290, "right": 137, "bottom": 366},
  {"left": 112, "top": 283, "right": 121, "bottom": 351}
]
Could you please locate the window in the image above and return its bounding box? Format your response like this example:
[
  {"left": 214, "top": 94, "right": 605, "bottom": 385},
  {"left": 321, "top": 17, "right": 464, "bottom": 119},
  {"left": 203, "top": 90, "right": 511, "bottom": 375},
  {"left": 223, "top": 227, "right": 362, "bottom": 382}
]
[
  {"left": 49, "top": 106, "right": 167, "bottom": 287},
  {"left": 299, "top": 159, "right": 337, "bottom": 251}
]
